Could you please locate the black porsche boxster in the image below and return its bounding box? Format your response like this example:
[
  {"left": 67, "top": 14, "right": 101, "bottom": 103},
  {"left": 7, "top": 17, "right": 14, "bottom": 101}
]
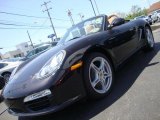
[{"left": 2, "top": 15, "right": 154, "bottom": 116}]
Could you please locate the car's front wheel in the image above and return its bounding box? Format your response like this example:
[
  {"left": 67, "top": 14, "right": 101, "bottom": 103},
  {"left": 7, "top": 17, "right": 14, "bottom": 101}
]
[{"left": 83, "top": 53, "right": 114, "bottom": 99}]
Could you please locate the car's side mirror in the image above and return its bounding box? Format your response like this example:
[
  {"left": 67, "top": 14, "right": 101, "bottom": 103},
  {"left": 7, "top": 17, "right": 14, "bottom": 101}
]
[
  {"left": 111, "top": 18, "right": 125, "bottom": 27},
  {"left": 0, "top": 76, "right": 5, "bottom": 90}
]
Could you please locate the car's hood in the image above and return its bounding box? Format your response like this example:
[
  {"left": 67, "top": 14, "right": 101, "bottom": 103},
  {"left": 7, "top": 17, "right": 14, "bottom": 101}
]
[
  {"left": 8, "top": 33, "right": 102, "bottom": 85},
  {"left": 2, "top": 33, "right": 102, "bottom": 98},
  {"left": 8, "top": 45, "right": 65, "bottom": 84}
]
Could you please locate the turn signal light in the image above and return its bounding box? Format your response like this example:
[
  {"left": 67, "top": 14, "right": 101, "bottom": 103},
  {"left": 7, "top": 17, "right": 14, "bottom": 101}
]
[{"left": 71, "top": 61, "right": 83, "bottom": 71}]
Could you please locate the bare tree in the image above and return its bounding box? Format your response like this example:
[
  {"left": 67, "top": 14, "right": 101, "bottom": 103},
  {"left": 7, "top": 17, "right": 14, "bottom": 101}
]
[{"left": 131, "top": 5, "right": 141, "bottom": 14}]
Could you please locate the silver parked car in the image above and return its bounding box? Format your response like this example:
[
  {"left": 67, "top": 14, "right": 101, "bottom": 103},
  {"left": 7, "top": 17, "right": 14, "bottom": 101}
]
[
  {"left": 149, "top": 12, "right": 158, "bottom": 23},
  {"left": 154, "top": 9, "right": 160, "bottom": 21},
  {"left": 134, "top": 15, "right": 152, "bottom": 25},
  {"left": 21, "top": 43, "right": 57, "bottom": 61},
  {"left": 0, "top": 61, "right": 22, "bottom": 82}
]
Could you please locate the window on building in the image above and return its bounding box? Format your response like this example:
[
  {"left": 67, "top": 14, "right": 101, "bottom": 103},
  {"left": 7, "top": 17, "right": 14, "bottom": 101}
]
[
  {"left": 14, "top": 54, "right": 22, "bottom": 58},
  {"left": 25, "top": 45, "right": 28, "bottom": 48}
]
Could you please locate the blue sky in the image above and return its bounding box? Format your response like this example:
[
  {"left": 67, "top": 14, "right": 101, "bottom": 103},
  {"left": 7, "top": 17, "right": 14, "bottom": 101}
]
[{"left": 0, "top": 0, "right": 159, "bottom": 54}]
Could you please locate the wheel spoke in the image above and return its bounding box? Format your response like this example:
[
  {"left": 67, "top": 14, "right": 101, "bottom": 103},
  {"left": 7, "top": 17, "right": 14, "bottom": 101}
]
[
  {"left": 100, "top": 58, "right": 105, "bottom": 71},
  {"left": 104, "top": 72, "right": 111, "bottom": 79},
  {"left": 92, "top": 78, "right": 100, "bottom": 87},
  {"left": 91, "top": 63, "right": 100, "bottom": 73},
  {"left": 100, "top": 80, "right": 106, "bottom": 91}
]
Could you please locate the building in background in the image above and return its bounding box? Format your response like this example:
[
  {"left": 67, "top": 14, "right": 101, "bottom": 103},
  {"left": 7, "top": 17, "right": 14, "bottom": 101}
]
[
  {"left": 148, "top": 1, "right": 160, "bottom": 13},
  {"left": 3, "top": 49, "right": 24, "bottom": 59},
  {"left": 16, "top": 42, "right": 33, "bottom": 56}
]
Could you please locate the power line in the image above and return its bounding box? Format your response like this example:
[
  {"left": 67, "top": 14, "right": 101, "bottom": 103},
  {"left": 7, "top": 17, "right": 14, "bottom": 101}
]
[
  {"left": 0, "top": 27, "right": 50, "bottom": 29},
  {"left": 0, "top": 21, "right": 69, "bottom": 29},
  {"left": 0, "top": 26, "right": 68, "bottom": 29},
  {"left": 0, "top": 11, "right": 47, "bottom": 18},
  {"left": 0, "top": 19, "right": 49, "bottom": 27},
  {"left": 0, "top": 22, "right": 50, "bottom": 27},
  {"left": 0, "top": 11, "right": 70, "bottom": 22},
  {"left": 31, "top": 19, "right": 48, "bottom": 36}
]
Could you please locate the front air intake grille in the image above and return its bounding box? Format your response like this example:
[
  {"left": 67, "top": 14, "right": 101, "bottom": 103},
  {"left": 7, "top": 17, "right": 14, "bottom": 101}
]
[{"left": 24, "top": 96, "right": 51, "bottom": 111}]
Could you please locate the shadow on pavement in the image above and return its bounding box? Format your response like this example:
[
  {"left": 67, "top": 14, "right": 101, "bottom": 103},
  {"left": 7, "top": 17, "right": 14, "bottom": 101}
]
[{"left": 19, "top": 42, "right": 160, "bottom": 120}]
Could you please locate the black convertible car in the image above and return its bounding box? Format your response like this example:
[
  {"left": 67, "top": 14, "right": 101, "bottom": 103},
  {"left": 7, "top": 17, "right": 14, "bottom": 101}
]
[{"left": 1, "top": 15, "right": 154, "bottom": 116}]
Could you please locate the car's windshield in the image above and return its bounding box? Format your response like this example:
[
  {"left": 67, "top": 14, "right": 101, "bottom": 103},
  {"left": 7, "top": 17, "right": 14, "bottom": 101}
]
[{"left": 59, "top": 16, "right": 104, "bottom": 44}]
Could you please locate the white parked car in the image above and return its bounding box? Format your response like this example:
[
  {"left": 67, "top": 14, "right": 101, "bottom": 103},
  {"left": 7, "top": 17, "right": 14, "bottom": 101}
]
[
  {"left": 154, "top": 9, "right": 160, "bottom": 21},
  {"left": 0, "top": 61, "right": 22, "bottom": 82},
  {"left": 149, "top": 12, "right": 158, "bottom": 23}
]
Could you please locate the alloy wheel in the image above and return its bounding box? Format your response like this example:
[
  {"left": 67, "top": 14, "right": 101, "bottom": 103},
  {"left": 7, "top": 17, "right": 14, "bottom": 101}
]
[{"left": 89, "top": 57, "right": 112, "bottom": 94}]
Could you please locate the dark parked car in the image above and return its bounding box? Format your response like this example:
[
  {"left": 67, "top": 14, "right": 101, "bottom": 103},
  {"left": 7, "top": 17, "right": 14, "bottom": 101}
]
[{"left": 2, "top": 15, "right": 154, "bottom": 117}]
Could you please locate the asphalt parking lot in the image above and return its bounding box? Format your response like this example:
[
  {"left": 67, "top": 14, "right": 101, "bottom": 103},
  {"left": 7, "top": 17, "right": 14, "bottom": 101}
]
[{"left": 0, "top": 26, "right": 160, "bottom": 120}]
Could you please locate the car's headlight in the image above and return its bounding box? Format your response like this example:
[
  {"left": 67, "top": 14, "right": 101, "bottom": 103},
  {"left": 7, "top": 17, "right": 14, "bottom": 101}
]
[{"left": 36, "top": 50, "right": 66, "bottom": 79}]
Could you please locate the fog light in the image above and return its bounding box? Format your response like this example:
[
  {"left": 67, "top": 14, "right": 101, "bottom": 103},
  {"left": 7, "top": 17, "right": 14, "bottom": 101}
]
[{"left": 24, "top": 89, "right": 51, "bottom": 103}]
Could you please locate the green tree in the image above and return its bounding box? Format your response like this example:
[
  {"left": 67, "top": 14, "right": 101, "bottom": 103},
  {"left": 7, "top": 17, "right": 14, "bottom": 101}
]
[{"left": 125, "top": 5, "right": 147, "bottom": 20}]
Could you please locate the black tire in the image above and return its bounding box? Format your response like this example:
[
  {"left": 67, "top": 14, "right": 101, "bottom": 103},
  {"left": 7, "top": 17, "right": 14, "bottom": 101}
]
[
  {"left": 83, "top": 52, "right": 114, "bottom": 99},
  {"left": 143, "top": 27, "right": 155, "bottom": 52},
  {"left": 2, "top": 73, "right": 11, "bottom": 83},
  {"left": 0, "top": 76, "right": 5, "bottom": 90}
]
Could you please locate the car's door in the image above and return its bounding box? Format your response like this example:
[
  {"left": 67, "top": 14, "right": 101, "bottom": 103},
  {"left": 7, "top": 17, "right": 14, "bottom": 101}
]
[{"left": 107, "top": 21, "right": 139, "bottom": 64}]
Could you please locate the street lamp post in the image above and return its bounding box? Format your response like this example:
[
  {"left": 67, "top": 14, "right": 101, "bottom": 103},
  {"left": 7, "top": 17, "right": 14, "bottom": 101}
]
[
  {"left": 89, "top": 0, "right": 96, "bottom": 16},
  {"left": 67, "top": 9, "right": 75, "bottom": 26},
  {"left": 78, "top": 13, "right": 84, "bottom": 21}
]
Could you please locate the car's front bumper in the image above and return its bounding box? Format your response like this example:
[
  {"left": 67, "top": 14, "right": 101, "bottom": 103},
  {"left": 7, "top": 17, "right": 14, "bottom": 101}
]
[
  {"left": 3, "top": 68, "right": 86, "bottom": 117},
  {"left": 8, "top": 96, "right": 80, "bottom": 117}
]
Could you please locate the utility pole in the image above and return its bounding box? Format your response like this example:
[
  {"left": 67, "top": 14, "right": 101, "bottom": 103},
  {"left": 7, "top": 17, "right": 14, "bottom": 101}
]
[
  {"left": 67, "top": 9, "right": 75, "bottom": 26},
  {"left": 93, "top": 0, "right": 100, "bottom": 15},
  {"left": 78, "top": 13, "right": 84, "bottom": 21},
  {"left": 41, "top": 1, "right": 57, "bottom": 40},
  {"left": 89, "top": 0, "right": 96, "bottom": 16},
  {"left": 27, "top": 30, "right": 34, "bottom": 48}
]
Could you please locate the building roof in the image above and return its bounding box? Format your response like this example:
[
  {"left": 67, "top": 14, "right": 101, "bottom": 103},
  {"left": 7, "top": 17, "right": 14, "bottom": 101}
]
[{"left": 148, "top": 1, "right": 160, "bottom": 13}]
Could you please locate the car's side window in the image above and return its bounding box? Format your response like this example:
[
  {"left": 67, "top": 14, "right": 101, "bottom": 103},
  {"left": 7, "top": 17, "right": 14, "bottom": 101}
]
[{"left": 26, "top": 50, "right": 36, "bottom": 58}]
